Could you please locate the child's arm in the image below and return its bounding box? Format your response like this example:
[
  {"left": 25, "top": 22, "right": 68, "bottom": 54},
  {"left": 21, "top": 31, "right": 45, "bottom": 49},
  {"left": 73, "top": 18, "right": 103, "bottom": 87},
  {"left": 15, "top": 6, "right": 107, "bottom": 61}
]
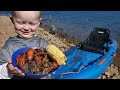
[
  {"left": 0, "top": 49, "right": 25, "bottom": 79},
  {"left": 0, "top": 47, "right": 25, "bottom": 79},
  {"left": 0, "top": 48, "right": 13, "bottom": 79},
  {"left": 0, "top": 63, "right": 13, "bottom": 79}
]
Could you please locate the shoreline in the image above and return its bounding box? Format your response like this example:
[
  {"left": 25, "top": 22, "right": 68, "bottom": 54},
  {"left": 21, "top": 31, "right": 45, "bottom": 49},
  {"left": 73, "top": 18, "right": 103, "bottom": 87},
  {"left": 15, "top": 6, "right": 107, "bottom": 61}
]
[{"left": 0, "top": 16, "right": 120, "bottom": 79}]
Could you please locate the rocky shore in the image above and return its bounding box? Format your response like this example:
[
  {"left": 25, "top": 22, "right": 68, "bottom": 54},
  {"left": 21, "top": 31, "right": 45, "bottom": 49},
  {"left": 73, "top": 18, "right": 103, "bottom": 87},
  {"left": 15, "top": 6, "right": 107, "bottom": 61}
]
[{"left": 0, "top": 16, "right": 120, "bottom": 79}]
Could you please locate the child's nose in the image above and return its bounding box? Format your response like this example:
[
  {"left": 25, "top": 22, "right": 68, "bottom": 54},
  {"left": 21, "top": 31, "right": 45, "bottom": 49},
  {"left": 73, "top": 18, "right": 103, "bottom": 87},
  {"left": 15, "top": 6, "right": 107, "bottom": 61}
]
[{"left": 23, "top": 24, "right": 30, "bottom": 30}]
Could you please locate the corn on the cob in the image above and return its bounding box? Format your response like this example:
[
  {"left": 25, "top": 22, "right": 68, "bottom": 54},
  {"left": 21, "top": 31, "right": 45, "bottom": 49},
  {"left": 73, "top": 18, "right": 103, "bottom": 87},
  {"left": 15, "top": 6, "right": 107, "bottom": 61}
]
[{"left": 46, "top": 45, "right": 67, "bottom": 65}]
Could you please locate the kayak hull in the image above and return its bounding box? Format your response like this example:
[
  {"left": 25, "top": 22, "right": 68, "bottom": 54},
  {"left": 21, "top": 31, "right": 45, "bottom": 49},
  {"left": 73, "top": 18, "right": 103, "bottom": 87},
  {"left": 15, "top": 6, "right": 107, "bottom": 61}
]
[{"left": 51, "top": 38, "right": 117, "bottom": 79}]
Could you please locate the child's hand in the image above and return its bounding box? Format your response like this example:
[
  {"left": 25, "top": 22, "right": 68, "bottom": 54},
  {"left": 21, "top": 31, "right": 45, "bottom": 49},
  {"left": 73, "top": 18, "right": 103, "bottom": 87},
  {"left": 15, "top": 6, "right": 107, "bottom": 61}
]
[{"left": 7, "top": 58, "right": 25, "bottom": 77}]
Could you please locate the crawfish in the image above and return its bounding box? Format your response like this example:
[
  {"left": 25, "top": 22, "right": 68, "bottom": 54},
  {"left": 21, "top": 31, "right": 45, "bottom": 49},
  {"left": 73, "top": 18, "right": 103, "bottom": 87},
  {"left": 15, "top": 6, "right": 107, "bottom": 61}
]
[
  {"left": 16, "top": 53, "right": 26, "bottom": 70},
  {"left": 26, "top": 48, "right": 34, "bottom": 63},
  {"left": 34, "top": 53, "right": 42, "bottom": 65},
  {"left": 42, "top": 55, "right": 49, "bottom": 62},
  {"left": 38, "top": 51, "right": 48, "bottom": 55}
]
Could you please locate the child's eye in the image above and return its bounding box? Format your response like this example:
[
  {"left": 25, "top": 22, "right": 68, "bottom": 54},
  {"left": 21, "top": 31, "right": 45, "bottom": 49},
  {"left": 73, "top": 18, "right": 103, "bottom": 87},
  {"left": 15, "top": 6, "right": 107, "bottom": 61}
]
[
  {"left": 17, "top": 21, "right": 25, "bottom": 24},
  {"left": 29, "top": 22, "right": 36, "bottom": 25}
]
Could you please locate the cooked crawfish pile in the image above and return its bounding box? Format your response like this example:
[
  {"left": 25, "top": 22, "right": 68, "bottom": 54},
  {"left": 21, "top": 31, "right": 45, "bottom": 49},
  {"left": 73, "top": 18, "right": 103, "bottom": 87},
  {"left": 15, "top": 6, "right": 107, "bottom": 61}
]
[{"left": 16, "top": 48, "right": 59, "bottom": 74}]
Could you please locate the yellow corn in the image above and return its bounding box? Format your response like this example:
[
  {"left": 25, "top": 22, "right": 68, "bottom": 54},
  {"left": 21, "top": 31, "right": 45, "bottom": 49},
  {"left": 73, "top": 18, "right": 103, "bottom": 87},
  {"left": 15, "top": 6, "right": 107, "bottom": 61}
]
[{"left": 46, "top": 45, "right": 67, "bottom": 65}]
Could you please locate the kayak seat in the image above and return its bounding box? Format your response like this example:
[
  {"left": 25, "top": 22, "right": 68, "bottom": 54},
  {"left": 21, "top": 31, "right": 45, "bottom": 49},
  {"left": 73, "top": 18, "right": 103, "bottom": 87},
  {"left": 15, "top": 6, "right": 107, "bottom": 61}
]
[{"left": 79, "top": 28, "right": 110, "bottom": 54}]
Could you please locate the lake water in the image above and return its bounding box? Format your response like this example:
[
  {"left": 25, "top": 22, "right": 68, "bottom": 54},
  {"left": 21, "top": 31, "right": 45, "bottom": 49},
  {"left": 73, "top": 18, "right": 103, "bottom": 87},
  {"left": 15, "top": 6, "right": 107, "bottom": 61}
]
[{"left": 0, "top": 11, "right": 120, "bottom": 42}]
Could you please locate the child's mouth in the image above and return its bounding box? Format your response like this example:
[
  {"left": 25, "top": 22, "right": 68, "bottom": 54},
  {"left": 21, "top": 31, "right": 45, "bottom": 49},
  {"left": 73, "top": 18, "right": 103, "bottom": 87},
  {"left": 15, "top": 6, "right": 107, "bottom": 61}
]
[{"left": 22, "top": 31, "right": 30, "bottom": 35}]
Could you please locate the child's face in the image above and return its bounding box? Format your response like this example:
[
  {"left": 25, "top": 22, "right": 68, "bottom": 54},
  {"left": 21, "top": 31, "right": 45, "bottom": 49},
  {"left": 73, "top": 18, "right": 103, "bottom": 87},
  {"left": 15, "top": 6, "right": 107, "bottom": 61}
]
[{"left": 11, "top": 11, "right": 41, "bottom": 39}]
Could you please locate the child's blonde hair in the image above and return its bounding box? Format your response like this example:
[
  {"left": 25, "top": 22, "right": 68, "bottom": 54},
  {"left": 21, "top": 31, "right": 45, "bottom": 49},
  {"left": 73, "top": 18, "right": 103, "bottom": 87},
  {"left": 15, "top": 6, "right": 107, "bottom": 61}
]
[{"left": 11, "top": 11, "right": 41, "bottom": 19}]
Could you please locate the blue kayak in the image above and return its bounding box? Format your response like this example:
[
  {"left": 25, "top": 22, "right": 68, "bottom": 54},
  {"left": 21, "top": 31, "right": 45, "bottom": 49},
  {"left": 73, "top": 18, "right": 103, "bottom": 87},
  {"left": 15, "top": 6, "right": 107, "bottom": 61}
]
[{"left": 51, "top": 38, "right": 117, "bottom": 79}]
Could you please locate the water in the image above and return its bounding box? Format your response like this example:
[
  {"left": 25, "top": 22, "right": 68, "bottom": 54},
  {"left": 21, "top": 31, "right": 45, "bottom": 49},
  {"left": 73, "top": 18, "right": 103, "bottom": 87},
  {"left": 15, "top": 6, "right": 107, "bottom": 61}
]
[
  {"left": 1, "top": 11, "right": 120, "bottom": 42},
  {"left": 0, "top": 11, "right": 11, "bottom": 16}
]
